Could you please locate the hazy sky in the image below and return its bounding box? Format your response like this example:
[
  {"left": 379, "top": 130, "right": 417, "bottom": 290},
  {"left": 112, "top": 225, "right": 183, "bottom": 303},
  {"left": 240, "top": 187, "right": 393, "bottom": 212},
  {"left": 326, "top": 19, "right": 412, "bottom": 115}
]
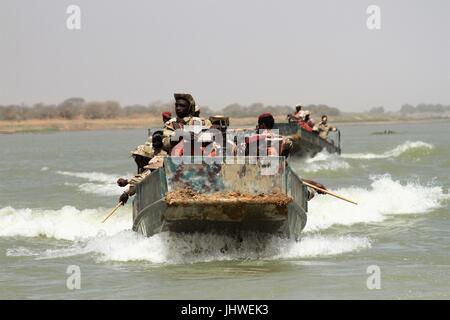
[{"left": 1, "top": 0, "right": 449, "bottom": 111}]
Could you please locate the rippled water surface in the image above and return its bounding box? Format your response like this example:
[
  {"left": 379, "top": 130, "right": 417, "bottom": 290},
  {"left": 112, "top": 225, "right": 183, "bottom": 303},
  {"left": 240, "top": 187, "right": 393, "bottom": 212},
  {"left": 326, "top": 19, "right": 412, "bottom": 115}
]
[{"left": 1, "top": 121, "right": 449, "bottom": 299}]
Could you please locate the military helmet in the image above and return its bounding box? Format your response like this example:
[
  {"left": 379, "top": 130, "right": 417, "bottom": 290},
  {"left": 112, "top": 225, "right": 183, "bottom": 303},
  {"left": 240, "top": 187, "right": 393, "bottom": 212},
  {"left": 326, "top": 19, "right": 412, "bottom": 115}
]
[
  {"left": 174, "top": 93, "right": 196, "bottom": 114},
  {"left": 131, "top": 144, "right": 153, "bottom": 158}
]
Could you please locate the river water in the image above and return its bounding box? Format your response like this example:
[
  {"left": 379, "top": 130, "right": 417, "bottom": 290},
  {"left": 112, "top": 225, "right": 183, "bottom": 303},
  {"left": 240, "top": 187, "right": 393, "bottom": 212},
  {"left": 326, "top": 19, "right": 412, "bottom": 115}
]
[{"left": 1, "top": 121, "right": 449, "bottom": 299}]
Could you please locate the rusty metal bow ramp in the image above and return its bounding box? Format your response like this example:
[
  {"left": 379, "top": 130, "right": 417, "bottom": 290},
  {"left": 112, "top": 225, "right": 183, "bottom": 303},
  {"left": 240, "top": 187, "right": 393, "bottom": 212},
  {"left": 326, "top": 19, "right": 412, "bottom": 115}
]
[{"left": 132, "top": 157, "right": 308, "bottom": 240}]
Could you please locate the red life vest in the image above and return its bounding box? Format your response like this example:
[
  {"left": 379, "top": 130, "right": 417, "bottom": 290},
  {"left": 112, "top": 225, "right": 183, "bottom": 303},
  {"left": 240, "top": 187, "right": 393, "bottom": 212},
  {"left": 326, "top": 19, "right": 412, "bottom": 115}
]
[
  {"left": 299, "top": 120, "right": 313, "bottom": 132},
  {"left": 170, "top": 140, "right": 219, "bottom": 157},
  {"left": 245, "top": 134, "right": 281, "bottom": 157}
]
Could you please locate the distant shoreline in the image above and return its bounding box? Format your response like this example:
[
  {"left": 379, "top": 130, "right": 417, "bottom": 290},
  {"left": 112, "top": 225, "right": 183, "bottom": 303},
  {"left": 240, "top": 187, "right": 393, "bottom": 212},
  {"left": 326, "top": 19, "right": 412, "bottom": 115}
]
[{"left": 1, "top": 116, "right": 449, "bottom": 134}]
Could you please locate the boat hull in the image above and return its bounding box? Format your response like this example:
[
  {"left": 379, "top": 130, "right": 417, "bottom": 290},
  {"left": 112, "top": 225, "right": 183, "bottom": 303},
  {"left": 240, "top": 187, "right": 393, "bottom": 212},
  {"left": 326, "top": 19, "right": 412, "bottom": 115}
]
[
  {"left": 274, "top": 122, "right": 341, "bottom": 157},
  {"left": 132, "top": 157, "right": 308, "bottom": 240}
]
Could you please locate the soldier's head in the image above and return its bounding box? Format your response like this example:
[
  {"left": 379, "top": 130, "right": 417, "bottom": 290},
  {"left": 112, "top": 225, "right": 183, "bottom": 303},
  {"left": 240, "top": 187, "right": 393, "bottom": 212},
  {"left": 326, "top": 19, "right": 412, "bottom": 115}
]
[
  {"left": 257, "top": 113, "right": 275, "bottom": 130},
  {"left": 174, "top": 93, "right": 196, "bottom": 118},
  {"left": 152, "top": 130, "right": 164, "bottom": 149},
  {"left": 131, "top": 145, "right": 152, "bottom": 173},
  {"left": 162, "top": 111, "right": 172, "bottom": 123},
  {"left": 321, "top": 115, "right": 328, "bottom": 124}
]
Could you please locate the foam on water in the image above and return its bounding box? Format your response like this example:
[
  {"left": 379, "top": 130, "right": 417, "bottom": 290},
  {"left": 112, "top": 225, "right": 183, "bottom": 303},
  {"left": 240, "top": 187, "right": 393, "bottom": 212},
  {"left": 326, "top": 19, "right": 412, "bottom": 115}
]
[
  {"left": 2, "top": 173, "right": 447, "bottom": 264},
  {"left": 56, "top": 170, "right": 127, "bottom": 196},
  {"left": 305, "top": 174, "right": 449, "bottom": 232},
  {"left": 7, "top": 231, "right": 371, "bottom": 264},
  {"left": 56, "top": 171, "right": 121, "bottom": 183},
  {"left": 299, "top": 151, "right": 350, "bottom": 173},
  {"left": 342, "top": 141, "right": 434, "bottom": 160},
  {"left": 0, "top": 206, "right": 129, "bottom": 240}
]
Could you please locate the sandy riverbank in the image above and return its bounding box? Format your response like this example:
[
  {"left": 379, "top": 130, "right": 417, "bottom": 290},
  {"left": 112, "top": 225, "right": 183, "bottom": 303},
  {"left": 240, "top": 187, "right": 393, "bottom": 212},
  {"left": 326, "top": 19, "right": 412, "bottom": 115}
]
[{"left": 1, "top": 115, "right": 449, "bottom": 134}]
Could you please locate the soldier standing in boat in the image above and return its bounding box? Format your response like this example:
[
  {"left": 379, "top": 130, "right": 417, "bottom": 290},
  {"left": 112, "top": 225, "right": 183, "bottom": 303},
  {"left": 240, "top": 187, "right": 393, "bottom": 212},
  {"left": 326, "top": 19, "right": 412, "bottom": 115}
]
[
  {"left": 315, "top": 115, "right": 338, "bottom": 140},
  {"left": 162, "top": 93, "right": 212, "bottom": 153}
]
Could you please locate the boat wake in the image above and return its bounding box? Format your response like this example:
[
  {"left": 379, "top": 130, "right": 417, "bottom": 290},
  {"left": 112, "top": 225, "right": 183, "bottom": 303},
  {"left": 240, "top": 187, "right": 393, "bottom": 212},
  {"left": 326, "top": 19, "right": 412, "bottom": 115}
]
[
  {"left": 0, "top": 205, "right": 128, "bottom": 240},
  {"left": 341, "top": 141, "right": 434, "bottom": 160},
  {"left": 6, "top": 231, "right": 371, "bottom": 264},
  {"left": 306, "top": 174, "right": 449, "bottom": 232},
  {"left": 295, "top": 151, "right": 350, "bottom": 173},
  {"left": 56, "top": 170, "right": 127, "bottom": 196},
  {"left": 1, "top": 174, "right": 447, "bottom": 264}
]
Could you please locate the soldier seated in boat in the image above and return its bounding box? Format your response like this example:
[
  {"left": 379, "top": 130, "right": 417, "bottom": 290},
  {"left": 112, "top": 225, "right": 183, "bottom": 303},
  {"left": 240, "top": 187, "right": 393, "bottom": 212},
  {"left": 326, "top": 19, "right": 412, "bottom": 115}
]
[
  {"left": 314, "top": 115, "right": 338, "bottom": 140},
  {"left": 252, "top": 113, "right": 329, "bottom": 200},
  {"left": 240, "top": 113, "right": 293, "bottom": 157},
  {"left": 162, "top": 93, "right": 212, "bottom": 154},
  {"left": 288, "top": 103, "right": 306, "bottom": 123},
  {"left": 298, "top": 111, "right": 314, "bottom": 133},
  {"left": 306, "top": 111, "right": 316, "bottom": 129},
  {"left": 117, "top": 132, "right": 167, "bottom": 204},
  {"left": 169, "top": 125, "right": 229, "bottom": 158},
  {"left": 125, "top": 143, "right": 154, "bottom": 175}
]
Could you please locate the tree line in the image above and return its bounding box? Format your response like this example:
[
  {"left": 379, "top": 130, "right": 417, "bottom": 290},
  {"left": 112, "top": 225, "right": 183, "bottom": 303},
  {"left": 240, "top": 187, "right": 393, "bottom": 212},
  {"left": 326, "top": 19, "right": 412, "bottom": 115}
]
[
  {"left": 399, "top": 103, "right": 450, "bottom": 114},
  {"left": 0, "top": 98, "right": 341, "bottom": 121}
]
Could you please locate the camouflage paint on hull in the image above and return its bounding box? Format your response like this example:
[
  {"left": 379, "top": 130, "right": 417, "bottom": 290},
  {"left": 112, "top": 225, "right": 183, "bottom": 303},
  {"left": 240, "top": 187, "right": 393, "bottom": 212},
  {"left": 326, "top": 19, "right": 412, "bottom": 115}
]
[{"left": 132, "top": 157, "right": 308, "bottom": 240}]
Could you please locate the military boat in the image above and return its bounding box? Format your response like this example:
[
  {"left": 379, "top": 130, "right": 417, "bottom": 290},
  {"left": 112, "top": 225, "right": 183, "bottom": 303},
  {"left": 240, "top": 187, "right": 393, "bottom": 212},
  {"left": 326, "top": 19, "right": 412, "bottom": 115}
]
[
  {"left": 274, "top": 121, "right": 341, "bottom": 158},
  {"left": 132, "top": 156, "right": 309, "bottom": 240},
  {"left": 149, "top": 116, "right": 341, "bottom": 159}
]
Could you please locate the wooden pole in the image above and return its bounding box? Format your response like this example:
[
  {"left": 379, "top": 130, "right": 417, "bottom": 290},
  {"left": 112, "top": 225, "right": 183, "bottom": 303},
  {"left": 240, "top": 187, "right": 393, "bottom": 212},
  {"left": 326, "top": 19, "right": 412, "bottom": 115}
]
[
  {"left": 302, "top": 181, "right": 358, "bottom": 205},
  {"left": 101, "top": 202, "right": 123, "bottom": 223}
]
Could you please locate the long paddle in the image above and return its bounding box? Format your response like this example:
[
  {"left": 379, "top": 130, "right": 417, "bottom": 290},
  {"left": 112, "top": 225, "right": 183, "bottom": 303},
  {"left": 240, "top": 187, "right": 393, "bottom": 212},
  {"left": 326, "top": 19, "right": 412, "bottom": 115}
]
[
  {"left": 101, "top": 202, "right": 123, "bottom": 223},
  {"left": 302, "top": 181, "right": 358, "bottom": 205}
]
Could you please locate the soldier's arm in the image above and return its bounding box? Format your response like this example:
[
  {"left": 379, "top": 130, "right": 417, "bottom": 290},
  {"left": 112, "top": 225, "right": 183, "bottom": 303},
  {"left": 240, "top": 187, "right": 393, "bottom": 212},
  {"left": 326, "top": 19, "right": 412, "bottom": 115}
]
[
  {"left": 118, "top": 171, "right": 150, "bottom": 204},
  {"left": 163, "top": 124, "right": 184, "bottom": 152}
]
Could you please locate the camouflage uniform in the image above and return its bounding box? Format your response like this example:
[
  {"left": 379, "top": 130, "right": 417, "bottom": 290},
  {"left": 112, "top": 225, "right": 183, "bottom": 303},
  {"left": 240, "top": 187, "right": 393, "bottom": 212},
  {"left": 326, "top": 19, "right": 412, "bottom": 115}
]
[
  {"left": 131, "top": 143, "right": 154, "bottom": 174},
  {"left": 132, "top": 143, "right": 154, "bottom": 158},
  {"left": 162, "top": 93, "right": 212, "bottom": 152},
  {"left": 125, "top": 149, "right": 168, "bottom": 197},
  {"left": 144, "top": 149, "right": 167, "bottom": 171},
  {"left": 315, "top": 122, "right": 336, "bottom": 140},
  {"left": 163, "top": 116, "right": 212, "bottom": 152}
]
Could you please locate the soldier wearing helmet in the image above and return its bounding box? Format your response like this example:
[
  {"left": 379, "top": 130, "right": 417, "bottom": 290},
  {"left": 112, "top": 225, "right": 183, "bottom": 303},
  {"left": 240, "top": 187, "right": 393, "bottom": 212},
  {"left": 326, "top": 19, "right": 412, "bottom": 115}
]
[
  {"left": 298, "top": 110, "right": 314, "bottom": 133},
  {"left": 117, "top": 131, "right": 167, "bottom": 204},
  {"left": 130, "top": 144, "right": 154, "bottom": 174},
  {"left": 162, "top": 93, "right": 212, "bottom": 153}
]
